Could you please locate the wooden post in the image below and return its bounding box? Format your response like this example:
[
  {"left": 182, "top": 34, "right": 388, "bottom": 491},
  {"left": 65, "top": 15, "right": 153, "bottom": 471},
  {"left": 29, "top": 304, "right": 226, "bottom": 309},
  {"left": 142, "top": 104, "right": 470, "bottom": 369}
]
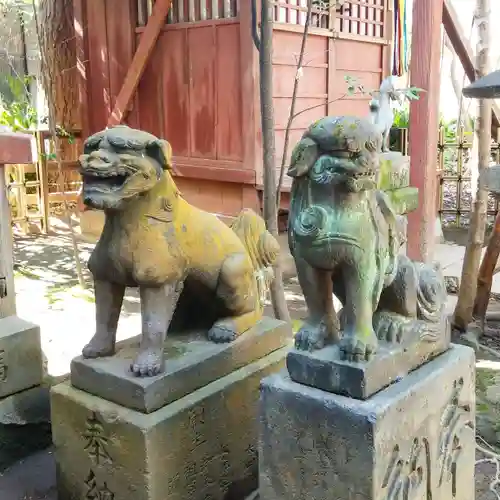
[
  {"left": 406, "top": 0, "right": 443, "bottom": 262},
  {"left": 0, "top": 132, "right": 35, "bottom": 318}
]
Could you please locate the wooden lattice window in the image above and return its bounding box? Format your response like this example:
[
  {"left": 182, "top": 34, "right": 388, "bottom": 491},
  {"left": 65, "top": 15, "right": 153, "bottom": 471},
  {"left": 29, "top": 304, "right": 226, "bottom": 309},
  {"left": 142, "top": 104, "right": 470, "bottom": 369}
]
[
  {"left": 137, "top": 0, "right": 239, "bottom": 25},
  {"left": 273, "top": 0, "right": 331, "bottom": 29},
  {"left": 335, "top": 0, "right": 385, "bottom": 38},
  {"left": 272, "top": 0, "right": 386, "bottom": 38}
]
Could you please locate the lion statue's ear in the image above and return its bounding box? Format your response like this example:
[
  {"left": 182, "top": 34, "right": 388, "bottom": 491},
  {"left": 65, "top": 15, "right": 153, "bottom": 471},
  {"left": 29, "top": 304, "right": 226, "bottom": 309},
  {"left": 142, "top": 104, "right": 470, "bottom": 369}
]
[
  {"left": 146, "top": 139, "right": 173, "bottom": 170},
  {"left": 287, "top": 137, "right": 319, "bottom": 178}
]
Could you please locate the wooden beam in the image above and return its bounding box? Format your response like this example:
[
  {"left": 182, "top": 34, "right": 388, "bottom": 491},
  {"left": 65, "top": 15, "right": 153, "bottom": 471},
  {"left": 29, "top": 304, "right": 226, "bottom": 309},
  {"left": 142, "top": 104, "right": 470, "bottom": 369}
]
[
  {"left": 442, "top": 0, "right": 500, "bottom": 138},
  {"left": 107, "top": 0, "right": 172, "bottom": 128},
  {"left": 407, "top": 0, "right": 444, "bottom": 262}
]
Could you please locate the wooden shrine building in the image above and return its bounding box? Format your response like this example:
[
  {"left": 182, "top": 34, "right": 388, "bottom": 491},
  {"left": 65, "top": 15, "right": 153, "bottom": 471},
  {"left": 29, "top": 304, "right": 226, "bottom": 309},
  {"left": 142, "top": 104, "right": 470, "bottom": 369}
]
[{"left": 74, "top": 0, "right": 394, "bottom": 216}]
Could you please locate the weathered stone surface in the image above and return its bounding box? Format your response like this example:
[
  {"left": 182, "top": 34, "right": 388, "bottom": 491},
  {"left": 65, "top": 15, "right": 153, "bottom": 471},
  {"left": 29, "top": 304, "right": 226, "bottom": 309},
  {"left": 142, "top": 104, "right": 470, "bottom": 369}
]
[
  {"left": 71, "top": 317, "right": 291, "bottom": 413},
  {"left": 80, "top": 125, "right": 281, "bottom": 378},
  {"left": 288, "top": 116, "right": 444, "bottom": 364},
  {"left": 0, "top": 385, "right": 50, "bottom": 425},
  {"left": 287, "top": 319, "right": 450, "bottom": 399},
  {"left": 378, "top": 152, "right": 410, "bottom": 191},
  {"left": 52, "top": 347, "right": 288, "bottom": 500},
  {"left": 386, "top": 185, "right": 419, "bottom": 215},
  {"left": 0, "top": 316, "right": 43, "bottom": 398},
  {"left": 260, "top": 345, "right": 475, "bottom": 500}
]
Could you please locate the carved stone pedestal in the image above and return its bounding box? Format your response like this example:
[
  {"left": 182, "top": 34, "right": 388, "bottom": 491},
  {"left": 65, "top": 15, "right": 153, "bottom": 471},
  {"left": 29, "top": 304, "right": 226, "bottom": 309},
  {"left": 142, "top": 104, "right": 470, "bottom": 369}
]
[
  {"left": 0, "top": 316, "right": 50, "bottom": 471},
  {"left": 259, "top": 345, "right": 475, "bottom": 500},
  {"left": 52, "top": 318, "right": 292, "bottom": 500}
]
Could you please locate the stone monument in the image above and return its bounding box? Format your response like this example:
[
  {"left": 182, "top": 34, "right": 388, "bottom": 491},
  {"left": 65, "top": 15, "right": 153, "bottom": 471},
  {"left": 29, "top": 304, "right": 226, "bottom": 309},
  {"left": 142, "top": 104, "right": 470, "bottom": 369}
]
[
  {"left": 259, "top": 116, "right": 475, "bottom": 499},
  {"left": 51, "top": 125, "right": 293, "bottom": 500},
  {"left": 0, "top": 132, "right": 49, "bottom": 471}
]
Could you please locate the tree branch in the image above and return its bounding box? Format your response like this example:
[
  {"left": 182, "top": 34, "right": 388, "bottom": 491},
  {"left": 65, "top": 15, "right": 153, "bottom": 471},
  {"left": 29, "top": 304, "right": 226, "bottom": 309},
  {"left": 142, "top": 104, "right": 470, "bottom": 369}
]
[{"left": 276, "top": 0, "right": 313, "bottom": 205}]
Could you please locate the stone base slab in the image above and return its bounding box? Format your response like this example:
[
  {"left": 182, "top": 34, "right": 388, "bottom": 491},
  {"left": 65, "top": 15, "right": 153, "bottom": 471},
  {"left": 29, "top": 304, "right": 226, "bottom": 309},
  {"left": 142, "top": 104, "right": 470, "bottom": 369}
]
[
  {"left": 287, "top": 321, "right": 450, "bottom": 399},
  {"left": 71, "top": 317, "right": 291, "bottom": 413},
  {"left": 0, "top": 316, "right": 42, "bottom": 398},
  {"left": 260, "top": 345, "right": 475, "bottom": 500},
  {"left": 53, "top": 347, "right": 289, "bottom": 500},
  {"left": 0, "top": 385, "right": 51, "bottom": 472},
  {"left": 0, "top": 385, "right": 50, "bottom": 425}
]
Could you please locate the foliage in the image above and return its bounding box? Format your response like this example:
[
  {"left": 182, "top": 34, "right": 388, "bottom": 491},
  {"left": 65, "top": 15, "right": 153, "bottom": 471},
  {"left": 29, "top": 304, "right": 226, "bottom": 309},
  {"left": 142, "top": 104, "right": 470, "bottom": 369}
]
[
  {"left": 393, "top": 107, "right": 410, "bottom": 128},
  {"left": 0, "top": 74, "right": 37, "bottom": 131}
]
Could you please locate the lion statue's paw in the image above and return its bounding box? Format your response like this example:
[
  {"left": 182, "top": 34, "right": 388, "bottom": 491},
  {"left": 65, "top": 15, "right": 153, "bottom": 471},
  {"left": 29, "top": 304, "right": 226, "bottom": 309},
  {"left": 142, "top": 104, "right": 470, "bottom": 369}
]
[
  {"left": 82, "top": 332, "right": 115, "bottom": 359},
  {"left": 295, "top": 320, "right": 332, "bottom": 352},
  {"left": 207, "top": 322, "right": 237, "bottom": 344},
  {"left": 373, "top": 310, "right": 436, "bottom": 345},
  {"left": 339, "top": 332, "right": 377, "bottom": 362},
  {"left": 373, "top": 310, "right": 407, "bottom": 344},
  {"left": 130, "top": 347, "right": 164, "bottom": 377}
]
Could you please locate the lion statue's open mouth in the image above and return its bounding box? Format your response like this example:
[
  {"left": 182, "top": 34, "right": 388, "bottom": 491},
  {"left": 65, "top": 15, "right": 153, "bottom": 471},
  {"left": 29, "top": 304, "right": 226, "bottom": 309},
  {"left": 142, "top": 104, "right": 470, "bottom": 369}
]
[
  {"left": 81, "top": 162, "right": 135, "bottom": 193},
  {"left": 79, "top": 125, "right": 169, "bottom": 210}
]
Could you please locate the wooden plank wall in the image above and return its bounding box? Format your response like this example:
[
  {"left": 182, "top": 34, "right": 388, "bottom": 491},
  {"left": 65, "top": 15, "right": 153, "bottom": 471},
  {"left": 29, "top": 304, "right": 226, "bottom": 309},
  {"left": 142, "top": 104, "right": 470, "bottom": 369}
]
[
  {"left": 83, "top": 0, "right": 139, "bottom": 134},
  {"left": 272, "top": 28, "right": 329, "bottom": 190},
  {"left": 79, "top": 0, "right": 391, "bottom": 215},
  {"left": 270, "top": 0, "right": 390, "bottom": 191}
]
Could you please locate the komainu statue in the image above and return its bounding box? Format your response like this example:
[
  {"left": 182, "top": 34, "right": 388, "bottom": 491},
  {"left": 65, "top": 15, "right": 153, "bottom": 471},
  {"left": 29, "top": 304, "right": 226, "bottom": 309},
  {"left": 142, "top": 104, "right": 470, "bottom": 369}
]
[
  {"left": 288, "top": 116, "right": 447, "bottom": 362},
  {"left": 79, "top": 125, "right": 279, "bottom": 377}
]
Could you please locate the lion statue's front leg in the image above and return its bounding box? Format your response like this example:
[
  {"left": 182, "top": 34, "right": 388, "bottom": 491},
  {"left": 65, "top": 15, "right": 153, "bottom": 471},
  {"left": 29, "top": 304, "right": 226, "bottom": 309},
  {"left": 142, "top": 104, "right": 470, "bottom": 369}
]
[
  {"left": 293, "top": 257, "right": 339, "bottom": 352},
  {"left": 338, "top": 257, "right": 382, "bottom": 362}
]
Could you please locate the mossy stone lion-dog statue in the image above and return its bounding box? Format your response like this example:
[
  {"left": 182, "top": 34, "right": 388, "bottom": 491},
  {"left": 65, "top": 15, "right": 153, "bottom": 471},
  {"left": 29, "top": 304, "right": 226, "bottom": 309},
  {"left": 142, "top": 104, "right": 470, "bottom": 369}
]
[
  {"left": 79, "top": 125, "right": 279, "bottom": 377},
  {"left": 288, "top": 116, "right": 447, "bottom": 362}
]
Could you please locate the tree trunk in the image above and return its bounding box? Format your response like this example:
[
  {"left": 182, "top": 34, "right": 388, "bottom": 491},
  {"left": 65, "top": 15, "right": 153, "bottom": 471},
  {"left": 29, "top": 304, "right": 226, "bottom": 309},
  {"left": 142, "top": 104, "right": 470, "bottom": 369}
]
[
  {"left": 259, "top": 0, "right": 291, "bottom": 323},
  {"left": 32, "top": 0, "right": 86, "bottom": 289},
  {"left": 38, "top": 0, "right": 79, "bottom": 159},
  {"left": 453, "top": 0, "right": 491, "bottom": 331},
  {"left": 473, "top": 210, "right": 500, "bottom": 327}
]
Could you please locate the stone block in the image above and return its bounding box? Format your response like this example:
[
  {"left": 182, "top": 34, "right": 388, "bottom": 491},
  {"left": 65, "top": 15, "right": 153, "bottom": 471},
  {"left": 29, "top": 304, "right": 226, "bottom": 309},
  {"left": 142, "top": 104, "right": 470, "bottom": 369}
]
[
  {"left": 259, "top": 345, "right": 475, "bottom": 500},
  {"left": 287, "top": 320, "right": 450, "bottom": 399},
  {"left": 378, "top": 152, "right": 410, "bottom": 190},
  {"left": 0, "top": 386, "right": 52, "bottom": 472},
  {"left": 71, "top": 317, "right": 291, "bottom": 413},
  {"left": 386, "top": 186, "right": 419, "bottom": 215},
  {"left": 0, "top": 316, "right": 43, "bottom": 398},
  {"left": 52, "top": 347, "right": 289, "bottom": 500},
  {"left": 0, "top": 385, "right": 50, "bottom": 425}
]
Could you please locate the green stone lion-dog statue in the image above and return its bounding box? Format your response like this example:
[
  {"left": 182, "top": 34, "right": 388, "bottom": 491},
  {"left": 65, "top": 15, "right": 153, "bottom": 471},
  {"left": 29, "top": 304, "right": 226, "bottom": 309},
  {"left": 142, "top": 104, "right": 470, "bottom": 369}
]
[{"left": 287, "top": 116, "right": 447, "bottom": 362}]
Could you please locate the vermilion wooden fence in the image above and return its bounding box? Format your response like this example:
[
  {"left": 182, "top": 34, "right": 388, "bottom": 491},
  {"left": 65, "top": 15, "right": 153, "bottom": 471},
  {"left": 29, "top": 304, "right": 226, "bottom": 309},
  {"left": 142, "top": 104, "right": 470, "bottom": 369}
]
[{"left": 76, "top": 0, "right": 393, "bottom": 215}]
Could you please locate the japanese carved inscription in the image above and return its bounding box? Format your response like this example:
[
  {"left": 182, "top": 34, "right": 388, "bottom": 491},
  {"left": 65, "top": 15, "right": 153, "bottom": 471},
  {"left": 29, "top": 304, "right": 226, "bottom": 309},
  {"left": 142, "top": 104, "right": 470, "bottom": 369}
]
[{"left": 83, "top": 412, "right": 115, "bottom": 499}]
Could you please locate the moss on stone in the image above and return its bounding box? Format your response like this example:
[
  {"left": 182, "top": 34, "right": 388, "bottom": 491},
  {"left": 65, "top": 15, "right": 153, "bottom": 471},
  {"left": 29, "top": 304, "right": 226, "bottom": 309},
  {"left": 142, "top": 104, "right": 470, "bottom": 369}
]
[{"left": 385, "top": 187, "right": 419, "bottom": 215}]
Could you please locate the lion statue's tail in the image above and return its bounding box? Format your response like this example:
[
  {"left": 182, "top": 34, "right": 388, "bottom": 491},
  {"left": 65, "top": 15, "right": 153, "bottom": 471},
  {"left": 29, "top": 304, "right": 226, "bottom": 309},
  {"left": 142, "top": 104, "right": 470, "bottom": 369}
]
[{"left": 230, "top": 209, "right": 280, "bottom": 305}]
